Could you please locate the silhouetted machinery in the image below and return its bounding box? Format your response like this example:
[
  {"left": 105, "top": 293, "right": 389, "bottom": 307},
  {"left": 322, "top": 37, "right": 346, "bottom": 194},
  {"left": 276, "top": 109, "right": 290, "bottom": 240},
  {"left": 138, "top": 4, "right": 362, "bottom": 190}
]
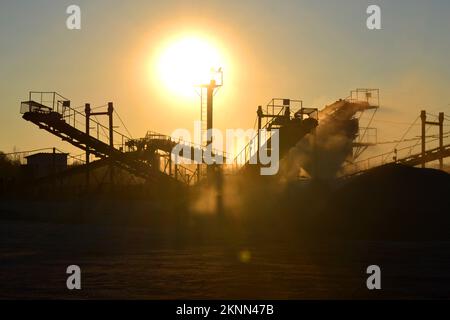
[
  {"left": 260, "top": 101, "right": 319, "bottom": 160},
  {"left": 295, "top": 89, "right": 379, "bottom": 179},
  {"left": 20, "top": 89, "right": 380, "bottom": 187},
  {"left": 20, "top": 92, "right": 193, "bottom": 186},
  {"left": 233, "top": 98, "right": 319, "bottom": 175}
]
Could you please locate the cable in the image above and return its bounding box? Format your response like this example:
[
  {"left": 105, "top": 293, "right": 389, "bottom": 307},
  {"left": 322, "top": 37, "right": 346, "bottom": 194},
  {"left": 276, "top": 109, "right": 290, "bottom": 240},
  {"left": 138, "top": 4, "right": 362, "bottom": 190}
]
[
  {"left": 391, "top": 116, "right": 419, "bottom": 153},
  {"left": 114, "top": 109, "right": 133, "bottom": 138},
  {"left": 93, "top": 115, "right": 109, "bottom": 140},
  {"left": 356, "top": 108, "right": 378, "bottom": 155},
  {"left": 2, "top": 148, "right": 54, "bottom": 156},
  {"left": 376, "top": 137, "right": 421, "bottom": 145}
]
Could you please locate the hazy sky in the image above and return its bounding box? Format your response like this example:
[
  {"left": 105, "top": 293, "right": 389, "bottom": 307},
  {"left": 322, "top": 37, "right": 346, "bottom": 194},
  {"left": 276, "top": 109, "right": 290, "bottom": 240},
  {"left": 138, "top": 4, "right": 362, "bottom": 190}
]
[{"left": 1, "top": 0, "right": 450, "bottom": 157}]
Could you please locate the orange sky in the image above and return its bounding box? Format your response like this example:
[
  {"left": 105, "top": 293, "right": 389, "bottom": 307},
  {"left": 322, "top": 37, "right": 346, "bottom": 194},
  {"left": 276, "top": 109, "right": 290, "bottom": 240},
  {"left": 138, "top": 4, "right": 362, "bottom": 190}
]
[{"left": 1, "top": 1, "right": 449, "bottom": 160}]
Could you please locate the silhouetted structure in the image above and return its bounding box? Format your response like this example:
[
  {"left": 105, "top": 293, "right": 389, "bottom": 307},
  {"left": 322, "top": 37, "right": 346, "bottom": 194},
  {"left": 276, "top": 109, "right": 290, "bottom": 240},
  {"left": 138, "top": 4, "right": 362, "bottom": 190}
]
[{"left": 25, "top": 150, "right": 67, "bottom": 179}]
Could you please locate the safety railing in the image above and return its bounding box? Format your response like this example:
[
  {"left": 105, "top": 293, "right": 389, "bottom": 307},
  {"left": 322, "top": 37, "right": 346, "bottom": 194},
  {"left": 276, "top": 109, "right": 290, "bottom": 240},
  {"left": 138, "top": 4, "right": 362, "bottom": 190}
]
[
  {"left": 232, "top": 98, "right": 304, "bottom": 169},
  {"left": 341, "top": 137, "right": 442, "bottom": 175},
  {"left": 21, "top": 92, "right": 133, "bottom": 152},
  {"left": 345, "top": 88, "right": 380, "bottom": 108}
]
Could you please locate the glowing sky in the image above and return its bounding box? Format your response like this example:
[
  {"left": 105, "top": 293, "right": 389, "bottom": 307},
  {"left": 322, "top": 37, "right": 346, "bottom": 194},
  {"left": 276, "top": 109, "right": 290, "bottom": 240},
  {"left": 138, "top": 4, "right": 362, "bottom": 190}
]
[{"left": 1, "top": 0, "right": 450, "bottom": 158}]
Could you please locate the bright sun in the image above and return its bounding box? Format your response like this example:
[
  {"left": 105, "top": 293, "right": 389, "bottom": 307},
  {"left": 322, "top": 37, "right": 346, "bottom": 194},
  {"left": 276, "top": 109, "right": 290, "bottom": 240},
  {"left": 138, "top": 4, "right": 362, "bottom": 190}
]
[{"left": 156, "top": 36, "right": 223, "bottom": 97}]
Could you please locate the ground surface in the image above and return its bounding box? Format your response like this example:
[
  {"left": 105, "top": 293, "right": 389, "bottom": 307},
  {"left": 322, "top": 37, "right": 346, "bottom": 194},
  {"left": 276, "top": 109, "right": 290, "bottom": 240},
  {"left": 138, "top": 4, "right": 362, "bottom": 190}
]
[{"left": 1, "top": 220, "right": 449, "bottom": 299}]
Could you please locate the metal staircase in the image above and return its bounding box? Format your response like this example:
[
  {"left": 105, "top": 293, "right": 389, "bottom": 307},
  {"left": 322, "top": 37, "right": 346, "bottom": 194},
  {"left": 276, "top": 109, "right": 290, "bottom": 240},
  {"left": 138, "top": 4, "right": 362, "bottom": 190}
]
[{"left": 233, "top": 99, "right": 319, "bottom": 172}]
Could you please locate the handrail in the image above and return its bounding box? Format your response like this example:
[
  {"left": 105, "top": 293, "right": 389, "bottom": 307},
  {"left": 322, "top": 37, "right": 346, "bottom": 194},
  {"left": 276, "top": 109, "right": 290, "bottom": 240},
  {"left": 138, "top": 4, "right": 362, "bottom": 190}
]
[
  {"left": 343, "top": 137, "right": 450, "bottom": 175},
  {"left": 233, "top": 100, "right": 288, "bottom": 166},
  {"left": 22, "top": 92, "right": 132, "bottom": 152},
  {"left": 142, "top": 130, "right": 231, "bottom": 160}
]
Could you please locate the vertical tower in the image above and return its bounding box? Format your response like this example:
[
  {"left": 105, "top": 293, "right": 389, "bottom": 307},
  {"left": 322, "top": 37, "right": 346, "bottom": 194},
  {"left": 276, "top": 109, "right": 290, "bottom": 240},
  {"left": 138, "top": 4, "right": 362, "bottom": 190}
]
[
  {"left": 197, "top": 69, "right": 224, "bottom": 218},
  {"left": 198, "top": 68, "right": 223, "bottom": 178}
]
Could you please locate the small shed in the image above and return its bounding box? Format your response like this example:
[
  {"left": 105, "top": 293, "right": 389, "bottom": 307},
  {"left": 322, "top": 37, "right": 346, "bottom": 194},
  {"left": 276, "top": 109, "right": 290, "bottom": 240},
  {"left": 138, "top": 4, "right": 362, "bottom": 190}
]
[{"left": 25, "top": 152, "right": 68, "bottom": 179}]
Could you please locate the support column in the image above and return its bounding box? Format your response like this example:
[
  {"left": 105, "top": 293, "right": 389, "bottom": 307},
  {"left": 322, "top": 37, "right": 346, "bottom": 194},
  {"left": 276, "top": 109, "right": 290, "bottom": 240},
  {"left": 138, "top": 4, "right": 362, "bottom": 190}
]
[
  {"left": 420, "top": 110, "right": 426, "bottom": 168},
  {"left": 85, "top": 103, "right": 91, "bottom": 187},
  {"left": 108, "top": 102, "right": 115, "bottom": 186},
  {"left": 439, "top": 112, "right": 444, "bottom": 170},
  {"left": 215, "top": 164, "right": 224, "bottom": 219},
  {"left": 206, "top": 80, "right": 215, "bottom": 179},
  {"left": 197, "top": 163, "right": 200, "bottom": 182},
  {"left": 312, "top": 127, "right": 317, "bottom": 179},
  {"left": 52, "top": 147, "right": 56, "bottom": 190},
  {"left": 257, "top": 105, "right": 263, "bottom": 164}
]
